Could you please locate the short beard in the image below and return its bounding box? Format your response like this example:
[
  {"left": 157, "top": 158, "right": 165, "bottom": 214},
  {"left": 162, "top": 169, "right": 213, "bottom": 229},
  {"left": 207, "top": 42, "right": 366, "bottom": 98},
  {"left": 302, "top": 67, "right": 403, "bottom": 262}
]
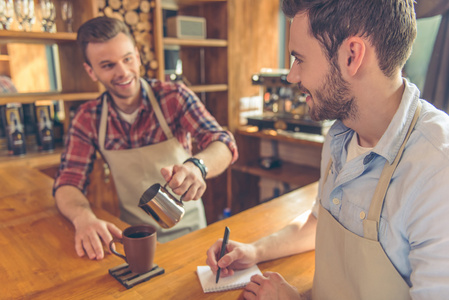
[{"left": 311, "top": 58, "right": 357, "bottom": 122}]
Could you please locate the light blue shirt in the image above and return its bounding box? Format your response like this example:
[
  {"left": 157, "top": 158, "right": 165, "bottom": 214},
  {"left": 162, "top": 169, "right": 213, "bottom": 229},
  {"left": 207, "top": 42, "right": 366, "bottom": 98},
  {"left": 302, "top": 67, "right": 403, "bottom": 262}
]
[{"left": 312, "top": 79, "right": 449, "bottom": 299}]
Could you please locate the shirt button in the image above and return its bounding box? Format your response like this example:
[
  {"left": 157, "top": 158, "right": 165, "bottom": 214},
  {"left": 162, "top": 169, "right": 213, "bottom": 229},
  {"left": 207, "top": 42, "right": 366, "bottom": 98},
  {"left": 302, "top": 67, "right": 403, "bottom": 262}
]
[
  {"left": 332, "top": 198, "right": 340, "bottom": 205},
  {"left": 363, "top": 153, "right": 374, "bottom": 165},
  {"left": 360, "top": 211, "right": 366, "bottom": 219}
]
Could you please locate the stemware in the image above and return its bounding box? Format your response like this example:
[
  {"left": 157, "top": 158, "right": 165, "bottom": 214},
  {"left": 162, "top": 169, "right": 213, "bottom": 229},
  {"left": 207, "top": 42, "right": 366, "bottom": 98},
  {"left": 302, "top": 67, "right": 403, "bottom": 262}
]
[
  {"left": 0, "top": 0, "right": 14, "bottom": 30},
  {"left": 39, "top": 0, "right": 55, "bottom": 32},
  {"left": 61, "top": 0, "right": 73, "bottom": 32},
  {"left": 26, "top": 0, "right": 35, "bottom": 31},
  {"left": 60, "top": 0, "right": 73, "bottom": 33},
  {"left": 14, "top": 0, "right": 30, "bottom": 31}
]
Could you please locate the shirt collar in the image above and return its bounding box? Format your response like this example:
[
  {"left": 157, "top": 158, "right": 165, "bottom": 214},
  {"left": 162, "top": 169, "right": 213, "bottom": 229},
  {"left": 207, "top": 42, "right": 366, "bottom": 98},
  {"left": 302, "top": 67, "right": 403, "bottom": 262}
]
[
  {"left": 373, "top": 78, "right": 421, "bottom": 164},
  {"left": 103, "top": 78, "right": 152, "bottom": 117}
]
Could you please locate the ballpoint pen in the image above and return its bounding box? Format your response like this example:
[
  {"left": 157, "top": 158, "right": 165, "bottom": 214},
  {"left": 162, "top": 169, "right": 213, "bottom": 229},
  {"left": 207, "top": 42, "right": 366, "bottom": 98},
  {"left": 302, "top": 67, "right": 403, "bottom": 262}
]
[{"left": 216, "top": 226, "right": 230, "bottom": 284}]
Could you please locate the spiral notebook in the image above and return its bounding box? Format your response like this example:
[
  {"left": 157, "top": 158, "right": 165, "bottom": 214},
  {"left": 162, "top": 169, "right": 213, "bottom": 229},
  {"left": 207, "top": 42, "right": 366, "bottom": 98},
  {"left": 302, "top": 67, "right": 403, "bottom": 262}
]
[{"left": 196, "top": 265, "right": 262, "bottom": 293}]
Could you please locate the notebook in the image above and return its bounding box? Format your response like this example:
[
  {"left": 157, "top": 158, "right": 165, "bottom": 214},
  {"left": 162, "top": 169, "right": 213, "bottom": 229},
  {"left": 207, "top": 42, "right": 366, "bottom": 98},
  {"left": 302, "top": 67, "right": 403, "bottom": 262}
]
[{"left": 196, "top": 265, "right": 262, "bottom": 293}]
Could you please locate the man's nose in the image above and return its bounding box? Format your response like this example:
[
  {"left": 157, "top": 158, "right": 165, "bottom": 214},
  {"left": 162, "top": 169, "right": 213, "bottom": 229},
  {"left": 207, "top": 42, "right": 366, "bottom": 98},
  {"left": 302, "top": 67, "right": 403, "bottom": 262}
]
[
  {"left": 115, "top": 62, "right": 127, "bottom": 77},
  {"left": 286, "top": 65, "right": 300, "bottom": 84}
]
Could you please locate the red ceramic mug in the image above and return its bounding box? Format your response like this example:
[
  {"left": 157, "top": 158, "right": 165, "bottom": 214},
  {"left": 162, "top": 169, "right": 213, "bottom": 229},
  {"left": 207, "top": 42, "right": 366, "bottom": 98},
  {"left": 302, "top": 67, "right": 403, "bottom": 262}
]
[{"left": 109, "top": 224, "right": 157, "bottom": 274}]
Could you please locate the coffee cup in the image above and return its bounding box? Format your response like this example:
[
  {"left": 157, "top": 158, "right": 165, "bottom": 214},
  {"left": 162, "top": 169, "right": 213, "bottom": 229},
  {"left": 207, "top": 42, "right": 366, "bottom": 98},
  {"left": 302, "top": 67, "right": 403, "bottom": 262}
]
[{"left": 109, "top": 224, "right": 157, "bottom": 274}]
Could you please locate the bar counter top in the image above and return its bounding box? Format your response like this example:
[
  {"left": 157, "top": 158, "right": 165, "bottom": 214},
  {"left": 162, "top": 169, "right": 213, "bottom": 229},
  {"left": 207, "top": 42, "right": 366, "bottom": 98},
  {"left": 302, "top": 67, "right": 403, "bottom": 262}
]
[{"left": 0, "top": 164, "right": 317, "bottom": 299}]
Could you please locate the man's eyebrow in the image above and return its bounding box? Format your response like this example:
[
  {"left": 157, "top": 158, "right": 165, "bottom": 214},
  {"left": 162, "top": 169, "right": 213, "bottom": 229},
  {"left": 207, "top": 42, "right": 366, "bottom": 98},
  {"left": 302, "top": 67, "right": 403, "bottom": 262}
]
[
  {"left": 99, "top": 52, "right": 134, "bottom": 65},
  {"left": 99, "top": 59, "right": 113, "bottom": 65}
]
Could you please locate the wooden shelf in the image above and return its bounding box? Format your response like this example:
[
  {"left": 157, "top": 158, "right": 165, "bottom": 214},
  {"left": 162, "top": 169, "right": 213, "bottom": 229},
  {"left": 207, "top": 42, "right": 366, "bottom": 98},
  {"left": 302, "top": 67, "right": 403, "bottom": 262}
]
[
  {"left": 0, "top": 30, "right": 77, "bottom": 44},
  {"left": 163, "top": 37, "right": 227, "bottom": 47},
  {"left": 237, "top": 127, "right": 325, "bottom": 148},
  {"left": 176, "top": 0, "right": 227, "bottom": 5},
  {"left": 0, "top": 92, "right": 100, "bottom": 105},
  {"left": 0, "top": 54, "right": 9, "bottom": 61},
  {"left": 188, "top": 84, "right": 228, "bottom": 93},
  {"left": 232, "top": 161, "right": 320, "bottom": 186},
  {"left": 0, "top": 144, "right": 63, "bottom": 169}
]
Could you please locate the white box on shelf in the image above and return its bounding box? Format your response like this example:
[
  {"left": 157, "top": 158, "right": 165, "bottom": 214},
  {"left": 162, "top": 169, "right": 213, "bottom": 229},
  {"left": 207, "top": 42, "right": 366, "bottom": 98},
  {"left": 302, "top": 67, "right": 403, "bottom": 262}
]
[{"left": 166, "top": 16, "right": 206, "bottom": 39}]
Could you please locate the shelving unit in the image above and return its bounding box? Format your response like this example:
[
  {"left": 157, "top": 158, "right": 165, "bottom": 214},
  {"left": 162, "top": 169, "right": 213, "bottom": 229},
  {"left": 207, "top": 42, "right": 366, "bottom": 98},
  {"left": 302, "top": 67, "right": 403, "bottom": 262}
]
[
  {"left": 0, "top": 30, "right": 77, "bottom": 44},
  {"left": 0, "top": 0, "right": 100, "bottom": 176},
  {"left": 163, "top": 37, "right": 227, "bottom": 47},
  {"left": 0, "top": 92, "right": 100, "bottom": 105},
  {"left": 0, "top": 0, "right": 101, "bottom": 130},
  {"left": 231, "top": 127, "right": 322, "bottom": 213}
]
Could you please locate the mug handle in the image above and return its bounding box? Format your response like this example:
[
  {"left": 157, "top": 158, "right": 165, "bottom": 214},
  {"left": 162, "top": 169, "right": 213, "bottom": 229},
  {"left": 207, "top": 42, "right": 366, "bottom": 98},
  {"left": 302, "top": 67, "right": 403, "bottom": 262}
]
[{"left": 109, "top": 237, "right": 126, "bottom": 261}]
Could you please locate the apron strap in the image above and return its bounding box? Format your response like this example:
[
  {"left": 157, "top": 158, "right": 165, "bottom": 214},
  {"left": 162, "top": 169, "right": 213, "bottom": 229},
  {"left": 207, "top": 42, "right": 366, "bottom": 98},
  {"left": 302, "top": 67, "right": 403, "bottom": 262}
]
[
  {"left": 140, "top": 79, "right": 173, "bottom": 139},
  {"left": 363, "top": 101, "right": 422, "bottom": 241},
  {"left": 99, "top": 94, "right": 108, "bottom": 151},
  {"left": 98, "top": 79, "right": 175, "bottom": 150}
]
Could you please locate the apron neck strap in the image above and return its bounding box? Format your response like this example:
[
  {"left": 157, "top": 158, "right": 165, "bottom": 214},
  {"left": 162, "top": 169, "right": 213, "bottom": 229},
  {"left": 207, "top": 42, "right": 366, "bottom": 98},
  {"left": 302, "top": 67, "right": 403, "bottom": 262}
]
[
  {"left": 99, "top": 94, "right": 108, "bottom": 151},
  {"left": 363, "top": 101, "right": 422, "bottom": 240},
  {"left": 140, "top": 79, "right": 173, "bottom": 139},
  {"left": 98, "top": 79, "right": 175, "bottom": 150}
]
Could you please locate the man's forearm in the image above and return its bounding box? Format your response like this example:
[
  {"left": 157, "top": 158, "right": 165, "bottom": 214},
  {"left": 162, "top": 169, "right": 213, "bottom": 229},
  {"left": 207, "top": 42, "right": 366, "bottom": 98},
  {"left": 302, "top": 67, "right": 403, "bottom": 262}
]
[
  {"left": 253, "top": 210, "right": 317, "bottom": 263},
  {"left": 194, "top": 141, "right": 233, "bottom": 178},
  {"left": 55, "top": 185, "right": 95, "bottom": 224}
]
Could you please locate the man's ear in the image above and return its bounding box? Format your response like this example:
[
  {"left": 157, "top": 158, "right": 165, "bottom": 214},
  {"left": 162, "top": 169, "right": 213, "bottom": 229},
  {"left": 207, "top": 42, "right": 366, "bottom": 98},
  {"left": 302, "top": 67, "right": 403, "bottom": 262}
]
[
  {"left": 341, "top": 36, "right": 365, "bottom": 77},
  {"left": 83, "top": 62, "right": 98, "bottom": 82}
]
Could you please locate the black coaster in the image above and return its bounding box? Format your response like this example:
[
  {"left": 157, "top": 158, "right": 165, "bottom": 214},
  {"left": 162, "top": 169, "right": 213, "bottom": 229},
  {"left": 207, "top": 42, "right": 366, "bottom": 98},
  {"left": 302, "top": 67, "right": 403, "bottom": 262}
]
[{"left": 109, "top": 263, "right": 165, "bottom": 289}]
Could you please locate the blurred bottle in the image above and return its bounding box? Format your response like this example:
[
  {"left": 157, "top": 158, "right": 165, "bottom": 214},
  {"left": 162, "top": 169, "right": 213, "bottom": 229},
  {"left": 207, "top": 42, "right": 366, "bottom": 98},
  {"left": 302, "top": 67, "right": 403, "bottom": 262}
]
[
  {"left": 53, "top": 102, "right": 64, "bottom": 143},
  {"left": 40, "top": 114, "right": 54, "bottom": 151},
  {"left": 35, "top": 104, "right": 54, "bottom": 151},
  {"left": 9, "top": 111, "right": 26, "bottom": 155}
]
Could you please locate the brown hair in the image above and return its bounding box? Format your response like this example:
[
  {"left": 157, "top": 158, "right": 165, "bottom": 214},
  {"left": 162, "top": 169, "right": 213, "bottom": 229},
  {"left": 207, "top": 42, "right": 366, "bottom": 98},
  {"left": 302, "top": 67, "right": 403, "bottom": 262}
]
[
  {"left": 282, "top": 0, "right": 417, "bottom": 77},
  {"left": 77, "top": 16, "right": 135, "bottom": 65}
]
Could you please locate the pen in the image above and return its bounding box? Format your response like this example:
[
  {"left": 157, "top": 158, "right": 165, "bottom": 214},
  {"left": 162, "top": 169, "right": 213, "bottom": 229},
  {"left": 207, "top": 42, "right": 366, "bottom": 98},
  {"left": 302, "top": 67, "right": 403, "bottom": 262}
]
[{"left": 216, "top": 226, "right": 230, "bottom": 284}]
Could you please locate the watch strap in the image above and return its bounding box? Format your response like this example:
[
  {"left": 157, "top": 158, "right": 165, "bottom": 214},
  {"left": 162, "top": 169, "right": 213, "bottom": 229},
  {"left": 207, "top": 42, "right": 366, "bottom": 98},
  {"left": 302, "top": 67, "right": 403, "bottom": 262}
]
[{"left": 183, "top": 157, "right": 208, "bottom": 179}]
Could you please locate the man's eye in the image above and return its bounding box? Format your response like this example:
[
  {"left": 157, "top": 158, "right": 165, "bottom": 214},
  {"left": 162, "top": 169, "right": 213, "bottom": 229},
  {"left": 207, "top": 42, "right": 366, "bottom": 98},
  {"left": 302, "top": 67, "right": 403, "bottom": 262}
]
[
  {"left": 101, "top": 64, "right": 114, "bottom": 69},
  {"left": 294, "top": 57, "right": 303, "bottom": 65},
  {"left": 124, "top": 57, "right": 133, "bottom": 63}
]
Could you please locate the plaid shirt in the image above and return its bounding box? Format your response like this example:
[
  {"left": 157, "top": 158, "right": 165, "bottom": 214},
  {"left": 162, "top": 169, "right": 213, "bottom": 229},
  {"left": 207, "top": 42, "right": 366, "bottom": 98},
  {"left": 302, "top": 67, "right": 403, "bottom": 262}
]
[{"left": 54, "top": 79, "right": 238, "bottom": 194}]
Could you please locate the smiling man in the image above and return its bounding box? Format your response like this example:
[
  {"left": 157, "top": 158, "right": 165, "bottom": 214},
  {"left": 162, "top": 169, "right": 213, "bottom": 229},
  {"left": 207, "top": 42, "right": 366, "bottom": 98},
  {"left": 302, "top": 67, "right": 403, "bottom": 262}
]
[
  {"left": 53, "top": 17, "right": 238, "bottom": 260},
  {"left": 206, "top": 0, "right": 449, "bottom": 299}
]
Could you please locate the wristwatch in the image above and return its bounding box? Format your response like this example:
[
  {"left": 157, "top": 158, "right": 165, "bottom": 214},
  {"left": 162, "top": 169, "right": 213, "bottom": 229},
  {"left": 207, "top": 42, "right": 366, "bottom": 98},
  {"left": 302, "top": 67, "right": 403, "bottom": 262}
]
[{"left": 183, "top": 157, "right": 208, "bottom": 179}]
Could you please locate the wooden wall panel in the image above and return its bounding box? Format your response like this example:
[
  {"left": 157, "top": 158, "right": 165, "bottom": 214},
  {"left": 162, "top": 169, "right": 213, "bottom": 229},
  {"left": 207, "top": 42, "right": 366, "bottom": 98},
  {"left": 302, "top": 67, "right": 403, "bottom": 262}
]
[{"left": 228, "top": 0, "right": 280, "bottom": 131}]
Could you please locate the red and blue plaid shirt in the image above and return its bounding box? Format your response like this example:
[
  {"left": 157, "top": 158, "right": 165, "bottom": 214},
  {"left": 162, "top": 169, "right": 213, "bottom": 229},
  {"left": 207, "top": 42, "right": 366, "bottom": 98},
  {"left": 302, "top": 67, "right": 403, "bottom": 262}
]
[{"left": 54, "top": 79, "right": 238, "bottom": 194}]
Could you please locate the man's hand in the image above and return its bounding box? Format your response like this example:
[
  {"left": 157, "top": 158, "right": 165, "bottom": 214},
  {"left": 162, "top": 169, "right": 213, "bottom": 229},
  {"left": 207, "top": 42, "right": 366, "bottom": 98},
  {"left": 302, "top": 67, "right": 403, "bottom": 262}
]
[
  {"left": 243, "top": 272, "right": 303, "bottom": 300},
  {"left": 160, "top": 163, "right": 206, "bottom": 201},
  {"left": 72, "top": 209, "right": 122, "bottom": 260},
  {"left": 206, "top": 239, "right": 258, "bottom": 278}
]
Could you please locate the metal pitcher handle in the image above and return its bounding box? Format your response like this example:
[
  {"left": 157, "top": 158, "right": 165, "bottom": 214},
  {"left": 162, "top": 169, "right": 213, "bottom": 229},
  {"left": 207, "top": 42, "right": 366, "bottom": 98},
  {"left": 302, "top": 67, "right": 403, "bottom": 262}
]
[{"left": 164, "top": 182, "right": 183, "bottom": 204}]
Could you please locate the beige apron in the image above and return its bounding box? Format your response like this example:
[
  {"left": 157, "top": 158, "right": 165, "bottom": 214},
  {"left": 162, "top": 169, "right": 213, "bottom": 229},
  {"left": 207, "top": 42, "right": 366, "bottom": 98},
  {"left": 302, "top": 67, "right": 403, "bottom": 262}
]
[
  {"left": 98, "top": 79, "right": 206, "bottom": 243},
  {"left": 312, "top": 102, "right": 422, "bottom": 300}
]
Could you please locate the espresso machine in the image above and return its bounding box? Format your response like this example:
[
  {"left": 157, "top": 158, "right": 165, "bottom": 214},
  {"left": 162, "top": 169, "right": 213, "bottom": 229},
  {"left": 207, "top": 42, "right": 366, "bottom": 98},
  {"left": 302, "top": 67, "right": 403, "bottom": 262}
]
[{"left": 248, "top": 69, "right": 330, "bottom": 135}]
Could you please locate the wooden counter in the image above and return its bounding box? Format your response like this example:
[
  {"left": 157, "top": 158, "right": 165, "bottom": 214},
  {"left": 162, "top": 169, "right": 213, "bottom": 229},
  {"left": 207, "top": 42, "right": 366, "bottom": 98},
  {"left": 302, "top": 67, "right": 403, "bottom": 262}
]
[{"left": 0, "top": 165, "right": 317, "bottom": 299}]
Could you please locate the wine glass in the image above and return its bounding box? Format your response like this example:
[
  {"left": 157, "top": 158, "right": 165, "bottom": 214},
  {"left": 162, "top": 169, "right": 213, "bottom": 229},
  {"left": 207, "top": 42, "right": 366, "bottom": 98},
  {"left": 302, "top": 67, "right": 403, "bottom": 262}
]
[
  {"left": 39, "top": 0, "right": 55, "bottom": 32},
  {"left": 25, "top": 0, "right": 35, "bottom": 31},
  {"left": 14, "top": 0, "right": 30, "bottom": 31},
  {"left": 0, "top": 0, "right": 14, "bottom": 30},
  {"left": 60, "top": 0, "right": 73, "bottom": 33}
]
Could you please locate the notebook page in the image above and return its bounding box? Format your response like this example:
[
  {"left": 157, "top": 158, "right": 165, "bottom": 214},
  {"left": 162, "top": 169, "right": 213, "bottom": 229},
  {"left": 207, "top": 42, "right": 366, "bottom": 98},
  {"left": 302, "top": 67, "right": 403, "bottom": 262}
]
[{"left": 197, "top": 265, "right": 262, "bottom": 293}]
